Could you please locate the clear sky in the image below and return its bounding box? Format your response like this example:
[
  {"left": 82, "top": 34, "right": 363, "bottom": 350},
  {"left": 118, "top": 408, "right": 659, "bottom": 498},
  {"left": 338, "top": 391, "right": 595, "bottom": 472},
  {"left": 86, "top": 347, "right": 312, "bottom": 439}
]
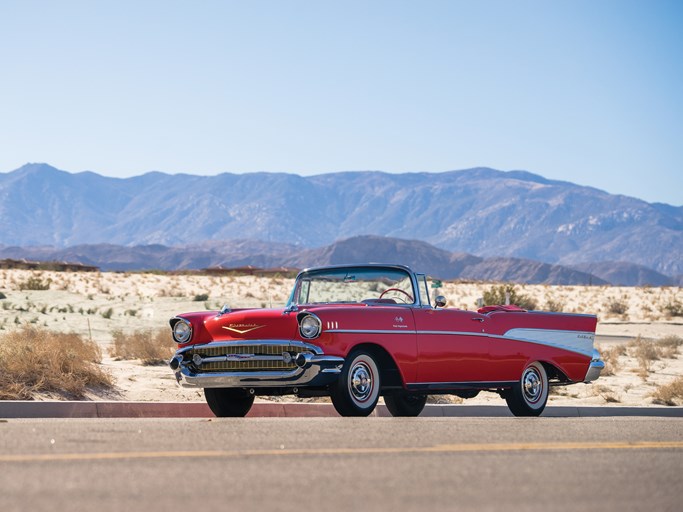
[{"left": 1, "top": 0, "right": 681, "bottom": 205}]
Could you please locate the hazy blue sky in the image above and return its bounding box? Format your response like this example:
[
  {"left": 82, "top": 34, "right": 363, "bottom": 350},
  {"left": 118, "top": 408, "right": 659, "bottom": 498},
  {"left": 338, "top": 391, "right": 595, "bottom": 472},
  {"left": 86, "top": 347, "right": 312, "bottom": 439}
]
[{"left": 1, "top": 0, "right": 681, "bottom": 205}]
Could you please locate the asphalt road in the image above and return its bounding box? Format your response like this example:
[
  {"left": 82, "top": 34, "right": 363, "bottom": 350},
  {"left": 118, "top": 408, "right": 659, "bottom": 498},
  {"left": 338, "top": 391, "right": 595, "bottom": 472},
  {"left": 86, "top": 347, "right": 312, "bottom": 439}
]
[{"left": 1, "top": 417, "right": 681, "bottom": 512}]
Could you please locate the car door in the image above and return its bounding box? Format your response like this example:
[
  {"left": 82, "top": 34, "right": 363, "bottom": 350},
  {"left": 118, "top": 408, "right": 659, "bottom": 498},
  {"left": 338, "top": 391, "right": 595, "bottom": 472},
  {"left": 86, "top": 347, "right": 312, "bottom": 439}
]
[{"left": 411, "top": 308, "right": 495, "bottom": 387}]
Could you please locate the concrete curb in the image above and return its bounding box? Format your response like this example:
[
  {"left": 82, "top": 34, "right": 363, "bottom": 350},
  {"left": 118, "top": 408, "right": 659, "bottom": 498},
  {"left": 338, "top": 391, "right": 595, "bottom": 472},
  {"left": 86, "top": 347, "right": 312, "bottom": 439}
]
[{"left": 1, "top": 401, "right": 682, "bottom": 419}]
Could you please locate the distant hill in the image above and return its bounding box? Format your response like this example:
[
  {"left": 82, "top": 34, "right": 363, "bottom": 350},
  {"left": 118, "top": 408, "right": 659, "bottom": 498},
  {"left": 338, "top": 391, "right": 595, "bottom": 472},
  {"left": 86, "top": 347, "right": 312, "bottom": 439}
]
[
  {"left": 1, "top": 163, "right": 681, "bottom": 276},
  {"left": 283, "top": 236, "right": 607, "bottom": 285},
  {"left": 0, "top": 235, "right": 609, "bottom": 285},
  {"left": 570, "top": 261, "right": 676, "bottom": 286}
]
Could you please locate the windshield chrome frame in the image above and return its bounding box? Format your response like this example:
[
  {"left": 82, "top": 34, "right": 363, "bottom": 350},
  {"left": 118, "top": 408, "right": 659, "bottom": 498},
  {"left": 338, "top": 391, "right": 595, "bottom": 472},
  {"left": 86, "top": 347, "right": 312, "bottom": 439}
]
[{"left": 287, "top": 264, "right": 424, "bottom": 308}]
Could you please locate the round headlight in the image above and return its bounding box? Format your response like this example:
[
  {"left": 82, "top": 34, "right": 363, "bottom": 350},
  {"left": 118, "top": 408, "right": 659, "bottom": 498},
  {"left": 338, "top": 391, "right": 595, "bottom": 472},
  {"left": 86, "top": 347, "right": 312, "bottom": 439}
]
[
  {"left": 299, "top": 314, "right": 322, "bottom": 339},
  {"left": 172, "top": 319, "right": 192, "bottom": 344}
]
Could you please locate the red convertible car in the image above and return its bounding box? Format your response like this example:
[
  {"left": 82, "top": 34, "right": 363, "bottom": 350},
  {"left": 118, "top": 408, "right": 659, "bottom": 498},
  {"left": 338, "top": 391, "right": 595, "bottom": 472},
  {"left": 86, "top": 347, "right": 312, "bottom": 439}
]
[{"left": 169, "top": 264, "right": 603, "bottom": 417}]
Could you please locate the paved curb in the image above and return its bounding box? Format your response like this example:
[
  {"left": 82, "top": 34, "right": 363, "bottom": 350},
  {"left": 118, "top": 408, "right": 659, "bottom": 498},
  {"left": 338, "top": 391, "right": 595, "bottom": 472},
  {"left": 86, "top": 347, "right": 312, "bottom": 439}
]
[{"left": 1, "top": 401, "right": 682, "bottom": 418}]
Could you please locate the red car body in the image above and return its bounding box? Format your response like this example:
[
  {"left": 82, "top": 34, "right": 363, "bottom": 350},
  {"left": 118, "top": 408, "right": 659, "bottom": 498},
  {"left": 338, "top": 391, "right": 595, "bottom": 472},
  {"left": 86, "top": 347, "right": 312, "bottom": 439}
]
[{"left": 169, "top": 264, "right": 603, "bottom": 417}]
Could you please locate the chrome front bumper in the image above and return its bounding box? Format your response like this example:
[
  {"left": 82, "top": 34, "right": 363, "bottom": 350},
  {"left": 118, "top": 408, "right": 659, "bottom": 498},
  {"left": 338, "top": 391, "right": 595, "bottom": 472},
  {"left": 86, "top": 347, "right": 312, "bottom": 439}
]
[
  {"left": 170, "top": 340, "right": 345, "bottom": 389},
  {"left": 583, "top": 349, "right": 605, "bottom": 383}
]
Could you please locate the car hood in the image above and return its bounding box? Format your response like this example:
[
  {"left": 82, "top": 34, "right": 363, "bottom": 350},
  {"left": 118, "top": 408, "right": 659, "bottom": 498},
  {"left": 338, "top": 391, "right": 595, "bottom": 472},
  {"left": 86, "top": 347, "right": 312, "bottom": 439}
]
[{"left": 177, "top": 308, "right": 299, "bottom": 346}]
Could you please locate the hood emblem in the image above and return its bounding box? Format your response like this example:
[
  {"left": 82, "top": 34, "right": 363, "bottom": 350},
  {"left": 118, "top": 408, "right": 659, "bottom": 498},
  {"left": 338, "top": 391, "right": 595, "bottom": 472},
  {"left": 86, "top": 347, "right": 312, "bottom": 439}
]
[{"left": 222, "top": 324, "right": 265, "bottom": 335}]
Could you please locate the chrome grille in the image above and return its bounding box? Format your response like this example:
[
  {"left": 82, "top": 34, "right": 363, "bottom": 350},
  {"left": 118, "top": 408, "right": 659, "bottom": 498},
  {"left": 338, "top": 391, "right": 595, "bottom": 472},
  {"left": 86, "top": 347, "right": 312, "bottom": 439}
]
[{"left": 187, "top": 344, "right": 302, "bottom": 372}]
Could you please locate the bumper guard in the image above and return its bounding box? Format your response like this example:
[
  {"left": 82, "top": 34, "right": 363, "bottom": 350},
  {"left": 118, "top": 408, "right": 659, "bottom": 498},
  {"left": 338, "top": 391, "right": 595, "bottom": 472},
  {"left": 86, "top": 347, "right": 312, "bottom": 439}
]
[{"left": 170, "top": 340, "right": 345, "bottom": 389}]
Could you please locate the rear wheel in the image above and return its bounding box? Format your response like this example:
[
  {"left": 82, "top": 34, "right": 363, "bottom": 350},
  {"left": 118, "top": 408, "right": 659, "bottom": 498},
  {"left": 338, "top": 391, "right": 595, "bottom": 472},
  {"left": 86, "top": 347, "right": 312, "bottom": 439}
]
[
  {"left": 204, "top": 388, "right": 255, "bottom": 417},
  {"left": 384, "top": 392, "right": 427, "bottom": 417},
  {"left": 330, "top": 350, "right": 381, "bottom": 416},
  {"left": 505, "top": 361, "right": 548, "bottom": 417}
]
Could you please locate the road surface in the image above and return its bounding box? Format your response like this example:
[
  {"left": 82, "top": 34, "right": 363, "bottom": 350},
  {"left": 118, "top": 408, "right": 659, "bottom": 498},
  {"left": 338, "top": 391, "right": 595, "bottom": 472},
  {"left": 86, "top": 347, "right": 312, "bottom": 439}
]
[{"left": 1, "top": 417, "right": 681, "bottom": 511}]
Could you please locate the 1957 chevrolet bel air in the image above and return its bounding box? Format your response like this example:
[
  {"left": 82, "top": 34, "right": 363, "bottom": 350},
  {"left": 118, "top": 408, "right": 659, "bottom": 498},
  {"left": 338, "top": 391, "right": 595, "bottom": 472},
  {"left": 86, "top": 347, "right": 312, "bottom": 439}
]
[{"left": 169, "top": 264, "right": 604, "bottom": 417}]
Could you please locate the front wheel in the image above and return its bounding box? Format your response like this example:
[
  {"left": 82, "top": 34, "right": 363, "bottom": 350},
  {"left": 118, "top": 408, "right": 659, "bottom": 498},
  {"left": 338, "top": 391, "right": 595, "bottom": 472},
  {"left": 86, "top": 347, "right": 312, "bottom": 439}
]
[
  {"left": 505, "top": 361, "right": 548, "bottom": 417},
  {"left": 384, "top": 392, "right": 427, "bottom": 417},
  {"left": 330, "top": 350, "right": 381, "bottom": 416},
  {"left": 204, "top": 388, "right": 255, "bottom": 417}
]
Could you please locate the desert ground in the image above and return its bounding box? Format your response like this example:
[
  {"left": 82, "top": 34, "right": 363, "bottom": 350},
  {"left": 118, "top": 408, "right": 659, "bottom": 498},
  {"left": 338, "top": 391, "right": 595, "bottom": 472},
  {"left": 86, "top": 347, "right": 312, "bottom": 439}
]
[{"left": 0, "top": 268, "right": 681, "bottom": 406}]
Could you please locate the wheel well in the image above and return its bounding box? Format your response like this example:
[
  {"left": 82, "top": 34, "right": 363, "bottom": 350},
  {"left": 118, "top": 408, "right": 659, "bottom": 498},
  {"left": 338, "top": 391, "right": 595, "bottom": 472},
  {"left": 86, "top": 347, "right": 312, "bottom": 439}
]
[
  {"left": 540, "top": 361, "right": 571, "bottom": 385},
  {"left": 350, "top": 343, "right": 404, "bottom": 388}
]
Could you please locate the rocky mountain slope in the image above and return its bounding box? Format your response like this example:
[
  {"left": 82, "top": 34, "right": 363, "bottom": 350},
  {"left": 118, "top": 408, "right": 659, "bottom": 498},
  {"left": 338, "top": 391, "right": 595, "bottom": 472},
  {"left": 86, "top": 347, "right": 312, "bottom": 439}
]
[{"left": 1, "top": 163, "right": 681, "bottom": 276}]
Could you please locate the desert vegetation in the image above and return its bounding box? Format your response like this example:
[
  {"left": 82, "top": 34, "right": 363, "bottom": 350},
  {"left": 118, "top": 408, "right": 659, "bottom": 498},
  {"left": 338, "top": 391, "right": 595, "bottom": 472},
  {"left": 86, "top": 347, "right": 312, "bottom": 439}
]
[
  {"left": 481, "top": 284, "right": 537, "bottom": 310},
  {"left": 110, "top": 328, "right": 176, "bottom": 365},
  {"left": 0, "top": 268, "right": 680, "bottom": 403},
  {"left": 651, "top": 377, "right": 683, "bottom": 406},
  {"left": 0, "top": 326, "right": 112, "bottom": 400}
]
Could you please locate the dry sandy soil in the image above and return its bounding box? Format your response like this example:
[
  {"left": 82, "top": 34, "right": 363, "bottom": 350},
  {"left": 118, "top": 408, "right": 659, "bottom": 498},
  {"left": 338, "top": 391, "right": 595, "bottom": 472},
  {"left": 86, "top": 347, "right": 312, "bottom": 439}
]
[{"left": 1, "top": 269, "right": 681, "bottom": 406}]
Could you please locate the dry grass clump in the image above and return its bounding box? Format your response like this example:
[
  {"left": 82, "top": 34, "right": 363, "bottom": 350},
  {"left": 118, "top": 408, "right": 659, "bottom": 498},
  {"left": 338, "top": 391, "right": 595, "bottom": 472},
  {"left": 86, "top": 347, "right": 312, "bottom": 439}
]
[
  {"left": 591, "top": 384, "right": 620, "bottom": 403},
  {"left": 656, "top": 335, "right": 683, "bottom": 357},
  {"left": 110, "top": 329, "right": 175, "bottom": 365},
  {"left": 0, "top": 326, "right": 112, "bottom": 399},
  {"left": 599, "top": 344, "right": 627, "bottom": 376},
  {"left": 627, "top": 335, "right": 682, "bottom": 379},
  {"left": 651, "top": 377, "right": 683, "bottom": 406}
]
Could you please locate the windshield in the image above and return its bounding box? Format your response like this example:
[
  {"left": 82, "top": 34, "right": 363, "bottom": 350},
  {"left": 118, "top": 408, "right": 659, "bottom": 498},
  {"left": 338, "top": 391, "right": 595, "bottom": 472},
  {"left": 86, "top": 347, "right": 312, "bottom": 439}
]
[{"left": 289, "top": 267, "right": 416, "bottom": 306}]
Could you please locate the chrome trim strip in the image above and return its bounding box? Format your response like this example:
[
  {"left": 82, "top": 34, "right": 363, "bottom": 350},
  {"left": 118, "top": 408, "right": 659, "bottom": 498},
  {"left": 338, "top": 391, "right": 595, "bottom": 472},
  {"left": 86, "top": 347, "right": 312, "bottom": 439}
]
[
  {"left": 197, "top": 354, "right": 284, "bottom": 364},
  {"left": 524, "top": 311, "right": 598, "bottom": 319},
  {"left": 327, "top": 329, "right": 417, "bottom": 335},
  {"left": 406, "top": 380, "right": 516, "bottom": 391},
  {"left": 176, "top": 339, "right": 325, "bottom": 356},
  {"left": 416, "top": 330, "right": 487, "bottom": 337},
  {"left": 326, "top": 328, "right": 596, "bottom": 357}
]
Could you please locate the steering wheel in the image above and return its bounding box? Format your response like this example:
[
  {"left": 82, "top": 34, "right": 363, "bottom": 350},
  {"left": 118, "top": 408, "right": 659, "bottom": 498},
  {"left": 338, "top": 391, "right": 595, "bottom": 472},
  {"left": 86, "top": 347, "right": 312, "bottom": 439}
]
[{"left": 379, "top": 288, "right": 414, "bottom": 303}]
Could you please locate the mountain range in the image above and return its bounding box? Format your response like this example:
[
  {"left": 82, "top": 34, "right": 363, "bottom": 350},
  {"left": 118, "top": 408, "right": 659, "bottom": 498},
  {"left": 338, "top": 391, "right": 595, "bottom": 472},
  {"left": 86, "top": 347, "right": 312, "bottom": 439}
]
[
  {"left": 0, "top": 163, "right": 681, "bottom": 282},
  {"left": 1, "top": 235, "right": 680, "bottom": 287}
]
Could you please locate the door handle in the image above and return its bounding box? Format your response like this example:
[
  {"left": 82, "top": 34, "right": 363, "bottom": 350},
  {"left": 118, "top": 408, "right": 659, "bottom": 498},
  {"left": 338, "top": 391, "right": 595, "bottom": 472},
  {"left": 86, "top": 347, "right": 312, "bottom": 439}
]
[{"left": 471, "top": 318, "right": 484, "bottom": 322}]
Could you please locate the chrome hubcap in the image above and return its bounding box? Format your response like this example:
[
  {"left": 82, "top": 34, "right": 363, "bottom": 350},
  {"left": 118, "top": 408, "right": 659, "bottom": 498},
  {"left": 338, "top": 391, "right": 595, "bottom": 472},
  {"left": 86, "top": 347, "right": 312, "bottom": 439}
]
[
  {"left": 522, "top": 368, "right": 542, "bottom": 403},
  {"left": 349, "top": 362, "right": 373, "bottom": 402}
]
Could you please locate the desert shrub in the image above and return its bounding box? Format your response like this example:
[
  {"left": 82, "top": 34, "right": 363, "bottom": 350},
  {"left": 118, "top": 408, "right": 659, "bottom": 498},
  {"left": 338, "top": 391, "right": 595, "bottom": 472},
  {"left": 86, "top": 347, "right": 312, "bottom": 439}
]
[
  {"left": 656, "top": 335, "right": 683, "bottom": 358},
  {"left": 110, "top": 328, "right": 175, "bottom": 365},
  {"left": 626, "top": 335, "right": 681, "bottom": 380},
  {"left": 628, "top": 336, "right": 659, "bottom": 378},
  {"left": 0, "top": 291, "right": 6, "bottom": 300},
  {"left": 101, "top": 307, "right": 114, "bottom": 319},
  {"left": 604, "top": 297, "right": 628, "bottom": 316},
  {"left": 193, "top": 293, "right": 209, "bottom": 302},
  {"left": 591, "top": 384, "right": 620, "bottom": 403},
  {"left": 544, "top": 298, "right": 565, "bottom": 312},
  {"left": 482, "top": 284, "right": 537, "bottom": 310},
  {"left": 599, "top": 344, "right": 627, "bottom": 376},
  {"left": 18, "top": 276, "right": 51, "bottom": 291},
  {"left": 651, "top": 377, "right": 683, "bottom": 406},
  {"left": 663, "top": 300, "right": 683, "bottom": 318},
  {"left": 0, "top": 326, "right": 112, "bottom": 399}
]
